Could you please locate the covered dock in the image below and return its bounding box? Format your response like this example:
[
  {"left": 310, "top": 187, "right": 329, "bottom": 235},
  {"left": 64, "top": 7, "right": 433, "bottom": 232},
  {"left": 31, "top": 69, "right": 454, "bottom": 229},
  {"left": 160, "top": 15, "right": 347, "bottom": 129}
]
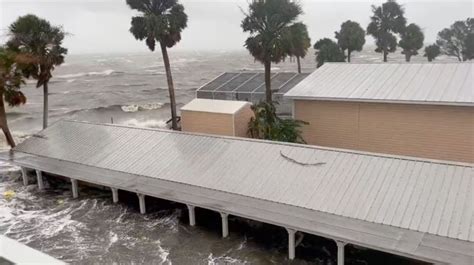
[{"left": 3, "top": 120, "right": 473, "bottom": 264}]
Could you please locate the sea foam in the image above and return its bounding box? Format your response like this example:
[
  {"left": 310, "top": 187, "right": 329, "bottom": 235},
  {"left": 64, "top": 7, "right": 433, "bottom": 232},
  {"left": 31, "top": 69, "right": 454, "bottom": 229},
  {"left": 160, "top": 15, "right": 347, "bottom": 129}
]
[
  {"left": 56, "top": 69, "right": 117, "bottom": 79},
  {"left": 120, "top": 103, "right": 164, "bottom": 113}
]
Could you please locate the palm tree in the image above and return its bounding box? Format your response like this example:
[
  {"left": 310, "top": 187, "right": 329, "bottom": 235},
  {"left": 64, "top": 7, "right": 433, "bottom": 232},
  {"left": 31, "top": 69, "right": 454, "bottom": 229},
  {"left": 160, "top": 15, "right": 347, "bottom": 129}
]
[
  {"left": 242, "top": 0, "right": 302, "bottom": 102},
  {"left": 126, "top": 0, "right": 187, "bottom": 130},
  {"left": 285, "top": 23, "right": 311, "bottom": 73},
  {"left": 335, "top": 20, "right": 365, "bottom": 62},
  {"left": 314, "top": 38, "right": 346, "bottom": 68},
  {"left": 247, "top": 101, "right": 307, "bottom": 144},
  {"left": 399, "top": 23, "right": 424, "bottom": 62},
  {"left": 367, "top": 0, "right": 406, "bottom": 62},
  {"left": 424, "top": 44, "right": 441, "bottom": 62},
  {"left": 436, "top": 18, "right": 474, "bottom": 61},
  {"left": 7, "top": 14, "right": 67, "bottom": 129},
  {"left": 0, "top": 47, "right": 27, "bottom": 147}
]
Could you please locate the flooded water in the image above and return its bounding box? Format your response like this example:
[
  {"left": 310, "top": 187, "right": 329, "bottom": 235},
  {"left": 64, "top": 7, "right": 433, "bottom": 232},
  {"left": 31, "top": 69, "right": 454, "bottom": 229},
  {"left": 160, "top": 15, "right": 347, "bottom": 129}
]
[{"left": 0, "top": 49, "right": 441, "bottom": 264}]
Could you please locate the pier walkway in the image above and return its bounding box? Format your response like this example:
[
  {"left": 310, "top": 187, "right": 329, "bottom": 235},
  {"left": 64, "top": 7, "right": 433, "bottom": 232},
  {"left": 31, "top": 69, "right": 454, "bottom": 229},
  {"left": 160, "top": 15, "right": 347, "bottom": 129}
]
[{"left": 2, "top": 120, "right": 473, "bottom": 265}]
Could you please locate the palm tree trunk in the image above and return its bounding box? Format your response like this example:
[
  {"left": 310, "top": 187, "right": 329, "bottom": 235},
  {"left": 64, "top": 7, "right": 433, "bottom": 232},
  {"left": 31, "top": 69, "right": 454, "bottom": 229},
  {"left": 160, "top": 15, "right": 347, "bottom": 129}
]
[
  {"left": 296, "top": 56, "right": 301, "bottom": 74},
  {"left": 0, "top": 95, "right": 15, "bottom": 148},
  {"left": 405, "top": 53, "right": 411, "bottom": 62},
  {"left": 43, "top": 82, "right": 49, "bottom": 129},
  {"left": 160, "top": 42, "right": 178, "bottom": 130},
  {"left": 264, "top": 60, "right": 272, "bottom": 103},
  {"left": 347, "top": 50, "right": 351, "bottom": 63}
]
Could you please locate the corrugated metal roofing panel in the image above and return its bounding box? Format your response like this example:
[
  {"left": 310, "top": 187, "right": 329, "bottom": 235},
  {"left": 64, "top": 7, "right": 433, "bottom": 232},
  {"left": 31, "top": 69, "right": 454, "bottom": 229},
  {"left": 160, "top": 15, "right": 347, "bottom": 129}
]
[
  {"left": 456, "top": 70, "right": 473, "bottom": 103},
  {"left": 284, "top": 63, "right": 474, "bottom": 106},
  {"left": 381, "top": 160, "right": 416, "bottom": 225},
  {"left": 13, "top": 120, "right": 474, "bottom": 243}
]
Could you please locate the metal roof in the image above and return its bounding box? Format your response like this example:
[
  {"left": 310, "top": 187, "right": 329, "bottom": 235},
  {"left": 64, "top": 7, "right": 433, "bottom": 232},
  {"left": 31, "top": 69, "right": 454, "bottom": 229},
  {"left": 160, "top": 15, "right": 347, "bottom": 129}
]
[
  {"left": 284, "top": 63, "right": 474, "bottom": 106},
  {"left": 6, "top": 120, "right": 474, "bottom": 264},
  {"left": 181, "top": 99, "right": 250, "bottom": 114},
  {"left": 197, "top": 72, "right": 310, "bottom": 101},
  {"left": 0, "top": 235, "right": 65, "bottom": 264}
]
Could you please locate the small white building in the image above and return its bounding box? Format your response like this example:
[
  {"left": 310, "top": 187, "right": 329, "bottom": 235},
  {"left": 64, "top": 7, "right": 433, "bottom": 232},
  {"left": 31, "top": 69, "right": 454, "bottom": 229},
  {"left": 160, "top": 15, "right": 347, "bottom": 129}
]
[{"left": 181, "top": 98, "right": 254, "bottom": 137}]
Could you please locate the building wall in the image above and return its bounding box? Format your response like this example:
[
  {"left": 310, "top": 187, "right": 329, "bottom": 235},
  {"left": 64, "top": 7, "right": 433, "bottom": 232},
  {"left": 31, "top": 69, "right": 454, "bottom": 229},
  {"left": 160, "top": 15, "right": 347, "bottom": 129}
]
[
  {"left": 181, "top": 111, "right": 234, "bottom": 137},
  {"left": 294, "top": 100, "right": 474, "bottom": 163},
  {"left": 234, "top": 105, "right": 254, "bottom": 138}
]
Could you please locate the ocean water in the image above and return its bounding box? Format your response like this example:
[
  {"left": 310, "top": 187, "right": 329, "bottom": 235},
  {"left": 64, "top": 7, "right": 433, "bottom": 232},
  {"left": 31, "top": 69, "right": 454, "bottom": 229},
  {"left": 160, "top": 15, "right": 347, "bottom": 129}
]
[
  {"left": 0, "top": 49, "right": 446, "bottom": 264},
  {"left": 2, "top": 48, "right": 457, "bottom": 146}
]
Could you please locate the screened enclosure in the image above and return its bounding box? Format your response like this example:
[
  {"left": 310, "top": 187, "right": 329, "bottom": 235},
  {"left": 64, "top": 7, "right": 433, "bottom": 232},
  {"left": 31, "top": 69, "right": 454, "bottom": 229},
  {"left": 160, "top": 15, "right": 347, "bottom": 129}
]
[{"left": 196, "top": 72, "right": 310, "bottom": 115}]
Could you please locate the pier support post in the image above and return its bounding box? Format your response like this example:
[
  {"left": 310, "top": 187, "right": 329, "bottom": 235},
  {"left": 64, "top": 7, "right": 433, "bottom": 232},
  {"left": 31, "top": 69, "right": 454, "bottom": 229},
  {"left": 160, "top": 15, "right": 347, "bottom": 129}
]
[
  {"left": 21, "top": 167, "right": 28, "bottom": 186},
  {"left": 137, "top": 193, "right": 146, "bottom": 214},
  {"left": 336, "top": 240, "right": 347, "bottom": 265},
  {"left": 35, "top": 170, "right": 44, "bottom": 190},
  {"left": 71, "top": 179, "right": 79, "bottom": 198},
  {"left": 286, "top": 228, "right": 296, "bottom": 260},
  {"left": 187, "top": 205, "right": 196, "bottom": 226},
  {"left": 111, "top": 188, "right": 119, "bottom": 203},
  {"left": 220, "top": 212, "right": 229, "bottom": 238}
]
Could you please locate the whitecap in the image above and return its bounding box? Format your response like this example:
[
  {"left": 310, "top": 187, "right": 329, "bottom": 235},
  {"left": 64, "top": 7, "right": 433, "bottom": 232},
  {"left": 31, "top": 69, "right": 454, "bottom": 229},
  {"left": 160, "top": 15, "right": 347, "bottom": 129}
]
[
  {"left": 145, "top": 70, "right": 166, "bottom": 75},
  {"left": 172, "top": 58, "right": 198, "bottom": 64},
  {"left": 0, "top": 131, "right": 32, "bottom": 152},
  {"left": 156, "top": 241, "right": 171, "bottom": 265},
  {"left": 121, "top": 105, "right": 139, "bottom": 113},
  {"left": 208, "top": 253, "right": 247, "bottom": 265},
  {"left": 120, "top": 103, "right": 164, "bottom": 113},
  {"left": 56, "top": 69, "right": 117, "bottom": 79}
]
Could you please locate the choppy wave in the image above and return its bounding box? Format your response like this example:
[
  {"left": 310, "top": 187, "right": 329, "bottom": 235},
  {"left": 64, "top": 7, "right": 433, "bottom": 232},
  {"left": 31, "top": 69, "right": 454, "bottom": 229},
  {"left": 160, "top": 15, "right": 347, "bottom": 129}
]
[
  {"left": 121, "top": 103, "right": 164, "bottom": 113},
  {"left": 56, "top": 69, "right": 120, "bottom": 79},
  {"left": 207, "top": 253, "right": 248, "bottom": 264},
  {"left": 141, "top": 64, "right": 163, "bottom": 70},
  {"left": 172, "top": 58, "right": 199, "bottom": 64},
  {"left": 145, "top": 70, "right": 166, "bottom": 75},
  {"left": 0, "top": 131, "right": 31, "bottom": 151}
]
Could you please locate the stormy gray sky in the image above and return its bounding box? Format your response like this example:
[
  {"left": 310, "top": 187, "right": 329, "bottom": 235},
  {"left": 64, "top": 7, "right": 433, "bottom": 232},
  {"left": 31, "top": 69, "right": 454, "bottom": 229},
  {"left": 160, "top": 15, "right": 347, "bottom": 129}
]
[{"left": 0, "top": 0, "right": 472, "bottom": 54}]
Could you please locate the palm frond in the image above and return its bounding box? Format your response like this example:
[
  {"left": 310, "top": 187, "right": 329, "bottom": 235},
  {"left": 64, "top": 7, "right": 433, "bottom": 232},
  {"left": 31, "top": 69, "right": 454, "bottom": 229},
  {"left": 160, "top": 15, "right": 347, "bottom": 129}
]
[{"left": 127, "top": 0, "right": 187, "bottom": 50}]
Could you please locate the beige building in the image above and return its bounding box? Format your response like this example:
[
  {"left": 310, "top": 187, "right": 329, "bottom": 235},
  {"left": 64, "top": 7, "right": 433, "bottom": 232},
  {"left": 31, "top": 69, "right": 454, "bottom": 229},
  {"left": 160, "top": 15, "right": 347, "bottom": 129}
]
[
  {"left": 181, "top": 98, "right": 254, "bottom": 137},
  {"left": 285, "top": 63, "right": 473, "bottom": 163}
]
